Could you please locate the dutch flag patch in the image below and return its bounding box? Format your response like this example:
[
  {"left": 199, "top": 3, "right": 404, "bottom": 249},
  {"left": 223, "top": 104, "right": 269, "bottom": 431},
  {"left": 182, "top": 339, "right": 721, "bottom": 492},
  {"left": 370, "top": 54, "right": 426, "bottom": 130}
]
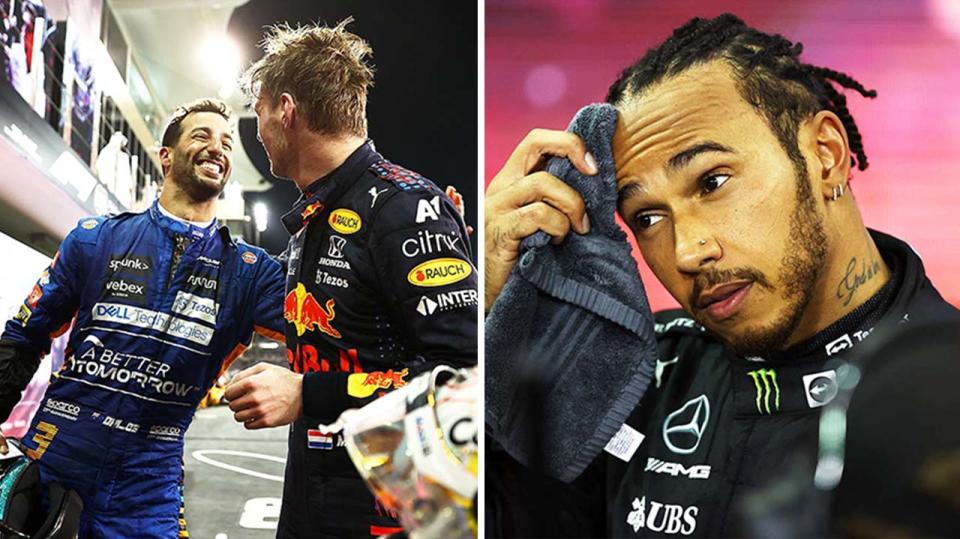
[{"left": 307, "top": 429, "right": 334, "bottom": 450}]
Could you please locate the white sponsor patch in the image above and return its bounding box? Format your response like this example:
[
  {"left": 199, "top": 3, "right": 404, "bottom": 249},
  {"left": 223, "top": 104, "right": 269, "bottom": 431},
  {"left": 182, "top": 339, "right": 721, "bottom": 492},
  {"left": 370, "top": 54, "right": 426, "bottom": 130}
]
[
  {"left": 645, "top": 457, "right": 711, "bottom": 479},
  {"left": 92, "top": 302, "right": 213, "bottom": 346},
  {"left": 172, "top": 291, "right": 219, "bottom": 325},
  {"left": 802, "top": 369, "right": 839, "bottom": 408},
  {"left": 416, "top": 289, "right": 478, "bottom": 316},
  {"left": 627, "top": 496, "right": 699, "bottom": 535},
  {"left": 415, "top": 195, "right": 441, "bottom": 223},
  {"left": 605, "top": 423, "right": 644, "bottom": 462}
]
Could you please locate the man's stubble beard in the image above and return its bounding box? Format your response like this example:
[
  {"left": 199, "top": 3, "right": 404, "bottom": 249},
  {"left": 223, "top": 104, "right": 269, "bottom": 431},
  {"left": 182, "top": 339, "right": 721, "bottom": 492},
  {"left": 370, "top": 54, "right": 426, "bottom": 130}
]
[
  {"left": 169, "top": 152, "right": 227, "bottom": 202},
  {"left": 712, "top": 157, "right": 829, "bottom": 357},
  {"left": 267, "top": 129, "right": 291, "bottom": 180}
]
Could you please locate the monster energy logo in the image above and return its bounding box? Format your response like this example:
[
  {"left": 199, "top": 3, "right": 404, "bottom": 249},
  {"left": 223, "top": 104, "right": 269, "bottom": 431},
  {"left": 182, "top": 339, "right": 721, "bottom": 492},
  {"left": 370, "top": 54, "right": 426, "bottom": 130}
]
[{"left": 748, "top": 368, "right": 780, "bottom": 414}]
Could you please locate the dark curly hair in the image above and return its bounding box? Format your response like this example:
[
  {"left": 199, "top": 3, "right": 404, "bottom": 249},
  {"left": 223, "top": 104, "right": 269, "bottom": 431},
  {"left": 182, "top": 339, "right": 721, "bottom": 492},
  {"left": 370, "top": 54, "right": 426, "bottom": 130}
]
[{"left": 607, "top": 13, "right": 876, "bottom": 171}]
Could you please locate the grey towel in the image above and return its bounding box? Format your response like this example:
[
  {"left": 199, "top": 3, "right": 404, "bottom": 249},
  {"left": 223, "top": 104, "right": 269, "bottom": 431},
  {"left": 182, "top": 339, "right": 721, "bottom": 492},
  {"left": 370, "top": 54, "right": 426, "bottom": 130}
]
[{"left": 485, "top": 103, "right": 659, "bottom": 482}]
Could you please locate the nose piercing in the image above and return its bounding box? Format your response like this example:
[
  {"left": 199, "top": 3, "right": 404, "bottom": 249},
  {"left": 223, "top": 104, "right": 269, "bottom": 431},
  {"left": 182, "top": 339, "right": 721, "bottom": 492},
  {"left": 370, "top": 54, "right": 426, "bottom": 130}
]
[{"left": 699, "top": 239, "right": 707, "bottom": 246}]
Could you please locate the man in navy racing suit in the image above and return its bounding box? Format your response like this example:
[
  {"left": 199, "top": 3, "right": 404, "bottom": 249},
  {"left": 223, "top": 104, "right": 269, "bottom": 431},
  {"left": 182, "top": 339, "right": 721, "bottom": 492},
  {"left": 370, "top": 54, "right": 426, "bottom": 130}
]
[
  {"left": 0, "top": 98, "right": 285, "bottom": 538},
  {"left": 223, "top": 21, "right": 478, "bottom": 538}
]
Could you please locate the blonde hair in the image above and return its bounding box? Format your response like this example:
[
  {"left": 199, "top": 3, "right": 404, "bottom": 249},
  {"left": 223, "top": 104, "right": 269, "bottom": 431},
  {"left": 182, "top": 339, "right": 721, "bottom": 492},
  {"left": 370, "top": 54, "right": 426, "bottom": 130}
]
[{"left": 243, "top": 18, "right": 374, "bottom": 137}]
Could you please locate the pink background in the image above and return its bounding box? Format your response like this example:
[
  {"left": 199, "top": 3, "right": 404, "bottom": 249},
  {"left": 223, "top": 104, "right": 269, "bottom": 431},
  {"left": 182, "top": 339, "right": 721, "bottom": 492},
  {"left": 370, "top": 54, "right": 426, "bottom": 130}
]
[{"left": 486, "top": 0, "right": 960, "bottom": 311}]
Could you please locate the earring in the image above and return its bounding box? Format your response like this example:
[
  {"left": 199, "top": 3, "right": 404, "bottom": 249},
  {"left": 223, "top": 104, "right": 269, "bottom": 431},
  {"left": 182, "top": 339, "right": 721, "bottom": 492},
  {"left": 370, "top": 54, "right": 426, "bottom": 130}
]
[{"left": 832, "top": 185, "right": 841, "bottom": 201}]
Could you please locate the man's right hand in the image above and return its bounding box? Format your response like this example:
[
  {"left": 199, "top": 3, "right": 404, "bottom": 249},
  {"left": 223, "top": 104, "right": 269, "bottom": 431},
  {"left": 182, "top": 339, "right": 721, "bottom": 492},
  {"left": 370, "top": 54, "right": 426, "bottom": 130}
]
[{"left": 484, "top": 128, "right": 597, "bottom": 311}]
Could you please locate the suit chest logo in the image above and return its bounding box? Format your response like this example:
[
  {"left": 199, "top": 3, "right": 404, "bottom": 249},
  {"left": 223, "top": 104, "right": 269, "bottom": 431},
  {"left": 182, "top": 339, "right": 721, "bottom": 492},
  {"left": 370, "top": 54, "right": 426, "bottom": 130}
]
[{"left": 328, "top": 209, "right": 362, "bottom": 234}]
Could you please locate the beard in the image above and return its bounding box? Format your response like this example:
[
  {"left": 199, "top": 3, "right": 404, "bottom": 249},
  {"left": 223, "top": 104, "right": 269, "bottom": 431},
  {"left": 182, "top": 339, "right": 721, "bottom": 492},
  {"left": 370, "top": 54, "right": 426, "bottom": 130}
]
[
  {"left": 693, "top": 158, "right": 828, "bottom": 357},
  {"left": 169, "top": 152, "right": 227, "bottom": 202}
]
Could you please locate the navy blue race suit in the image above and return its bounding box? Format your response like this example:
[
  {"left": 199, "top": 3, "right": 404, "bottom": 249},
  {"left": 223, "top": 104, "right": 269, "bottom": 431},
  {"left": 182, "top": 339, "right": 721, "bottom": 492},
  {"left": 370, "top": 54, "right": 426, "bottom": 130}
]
[
  {"left": 0, "top": 201, "right": 285, "bottom": 538},
  {"left": 277, "top": 141, "right": 478, "bottom": 538}
]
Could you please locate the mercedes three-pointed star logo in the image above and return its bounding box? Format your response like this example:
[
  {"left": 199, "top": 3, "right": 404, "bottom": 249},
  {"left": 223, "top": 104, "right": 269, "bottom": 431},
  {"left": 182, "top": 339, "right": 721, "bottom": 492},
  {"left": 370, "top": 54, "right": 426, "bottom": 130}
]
[{"left": 662, "top": 394, "right": 710, "bottom": 455}]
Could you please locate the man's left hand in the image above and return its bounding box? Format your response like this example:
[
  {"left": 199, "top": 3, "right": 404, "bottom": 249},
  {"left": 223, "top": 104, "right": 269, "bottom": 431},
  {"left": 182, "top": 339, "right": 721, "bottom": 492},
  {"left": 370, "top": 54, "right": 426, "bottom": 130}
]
[{"left": 225, "top": 363, "right": 303, "bottom": 429}]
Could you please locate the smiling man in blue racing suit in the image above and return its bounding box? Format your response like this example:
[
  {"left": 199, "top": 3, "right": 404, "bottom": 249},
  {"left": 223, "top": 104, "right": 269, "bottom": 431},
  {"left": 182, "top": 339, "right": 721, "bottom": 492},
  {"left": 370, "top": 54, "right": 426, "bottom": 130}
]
[{"left": 0, "top": 98, "right": 285, "bottom": 538}]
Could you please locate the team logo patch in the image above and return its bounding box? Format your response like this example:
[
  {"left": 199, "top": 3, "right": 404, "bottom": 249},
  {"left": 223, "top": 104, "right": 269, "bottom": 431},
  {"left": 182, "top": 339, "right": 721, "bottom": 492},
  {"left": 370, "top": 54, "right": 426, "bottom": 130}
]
[
  {"left": 747, "top": 368, "right": 780, "bottom": 415},
  {"left": 407, "top": 258, "right": 472, "bottom": 287},
  {"left": 81, "top": 219, "right": 98, "bottom": 230},
  {"left": 307, "top": 429, "right": 334, "bottom": 450},
  {"left": 27, "top": 285, "right": 43, "bottom": 307},
  {"left": 301, "top": 201, "right": 324, "bottom": 221},
  {"left": 662, "top": 395, "right": 710, "bottom": 455},
  {"left": 283, "top": 283, "right": 341, "bottom": 338},
  {"left": 802, "top": 370, "right": 839, "bottom": 408},
  {"left": 347, "top": 369, "right": 409, "bottom": 398},
  {"left": 328, "top": 209, "right": 362, "bottom": 234},
  {"left": 242, "top": 252, "right": 257, "bottom": 264},
  {"left": 14, "top": 304, "right": 31, "bottom": 326}
]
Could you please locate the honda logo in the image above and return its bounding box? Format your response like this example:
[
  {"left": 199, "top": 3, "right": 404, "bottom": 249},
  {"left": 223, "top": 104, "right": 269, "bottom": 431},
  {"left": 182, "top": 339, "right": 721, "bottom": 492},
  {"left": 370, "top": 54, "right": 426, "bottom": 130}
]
[{"left": 328, "top": 236, "right": 346, "bottom": 259}]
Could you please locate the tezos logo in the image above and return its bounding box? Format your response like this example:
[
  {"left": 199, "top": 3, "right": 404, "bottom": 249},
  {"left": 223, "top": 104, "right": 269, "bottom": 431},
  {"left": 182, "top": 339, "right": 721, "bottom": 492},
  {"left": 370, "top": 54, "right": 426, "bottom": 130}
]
[
  {"left": 328, "top": 209, "right": 362, "bottom": 234},
  {"left": 407, "top": 258, "right": 472, "bottom": 287},
  {"left": 626, "top": 496, "right": 698, "bottom": 536},
  {"left": 802, "top": 369, "right": 839, "bottom": 408},
  {"left": 662, "top": 395, "right": 710, "bottom": 455}
]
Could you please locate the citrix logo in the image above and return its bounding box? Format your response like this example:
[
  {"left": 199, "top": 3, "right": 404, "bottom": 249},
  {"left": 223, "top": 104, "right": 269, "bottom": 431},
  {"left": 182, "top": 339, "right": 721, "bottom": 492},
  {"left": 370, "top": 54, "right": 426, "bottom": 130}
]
[
  {"left": 747, "top": 368, "right": 781, "bottom": 415},
  {"left": 626, "top": 496, "right": 698, "bottom": 535},
  {"left": 401, "top": 229, "right": 461, "bottom": 258}
]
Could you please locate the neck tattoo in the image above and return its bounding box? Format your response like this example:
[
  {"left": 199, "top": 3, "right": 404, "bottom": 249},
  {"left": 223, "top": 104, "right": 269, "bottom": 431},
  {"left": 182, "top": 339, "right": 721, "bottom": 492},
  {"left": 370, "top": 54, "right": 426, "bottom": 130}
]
[{"left": 836, "top": 256, "right": 882, "bottom": 307}]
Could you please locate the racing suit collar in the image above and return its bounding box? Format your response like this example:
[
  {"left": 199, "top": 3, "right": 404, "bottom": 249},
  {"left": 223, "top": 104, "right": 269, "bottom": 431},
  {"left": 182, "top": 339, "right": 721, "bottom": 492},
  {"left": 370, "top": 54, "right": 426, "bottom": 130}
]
[
  {"left": 281, "top": 140, "right": 383, "bottom": 235},
  {"left": 732, "top": 228, "right": 912, "bottom": 367},
  {"left": 730, "top": 229, "right": 930, "bottom": 416},
  {"left": 147, "top": 199, "right": 226, "bottom": 243}
]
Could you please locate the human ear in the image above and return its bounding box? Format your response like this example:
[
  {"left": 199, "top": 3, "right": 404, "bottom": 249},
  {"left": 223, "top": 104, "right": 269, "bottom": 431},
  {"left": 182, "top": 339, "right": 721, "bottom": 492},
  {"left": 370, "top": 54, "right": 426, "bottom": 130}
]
[
  {"left": 280, "top": 93, "right": 297, "bottom": 129},
  {"left": 810, "top": 110, "right": 851, "bottom": 200}
]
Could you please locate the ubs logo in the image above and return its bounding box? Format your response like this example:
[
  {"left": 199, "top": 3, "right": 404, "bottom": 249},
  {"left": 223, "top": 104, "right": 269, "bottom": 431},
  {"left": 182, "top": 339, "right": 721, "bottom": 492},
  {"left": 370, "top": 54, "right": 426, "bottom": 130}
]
[{"left": 662, "top": 395, "right": 710, "bottom": 455}]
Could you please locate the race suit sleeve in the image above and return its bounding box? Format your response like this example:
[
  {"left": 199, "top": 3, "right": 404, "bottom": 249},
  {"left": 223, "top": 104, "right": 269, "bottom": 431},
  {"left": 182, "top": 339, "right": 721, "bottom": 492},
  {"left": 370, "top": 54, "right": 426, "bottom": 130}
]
[
  {"left": 0, "top": 222, "right": 89, "bottom": 420},
  {"left": 252, "top": 254, "right": 286, "bottom": 343},
  {"left": 301, "top": 188, "right": 478, "bottom": 420}
]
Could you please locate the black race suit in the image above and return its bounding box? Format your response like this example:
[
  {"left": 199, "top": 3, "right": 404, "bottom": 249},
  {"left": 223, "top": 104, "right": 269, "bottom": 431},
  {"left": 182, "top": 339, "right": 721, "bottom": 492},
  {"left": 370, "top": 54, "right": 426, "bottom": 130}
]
[
  {"left": 488, "top": 230, "right": 959, "bottom": 537},
  {"left": 278, "top": 141, "right": 478, "bottom": 538}
]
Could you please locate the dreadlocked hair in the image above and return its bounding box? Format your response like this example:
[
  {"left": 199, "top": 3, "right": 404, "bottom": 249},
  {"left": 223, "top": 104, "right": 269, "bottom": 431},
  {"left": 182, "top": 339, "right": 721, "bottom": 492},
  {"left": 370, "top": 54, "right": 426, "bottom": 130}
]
[{"left": 606, "top": 13, "right": 877, "bottom": 171}]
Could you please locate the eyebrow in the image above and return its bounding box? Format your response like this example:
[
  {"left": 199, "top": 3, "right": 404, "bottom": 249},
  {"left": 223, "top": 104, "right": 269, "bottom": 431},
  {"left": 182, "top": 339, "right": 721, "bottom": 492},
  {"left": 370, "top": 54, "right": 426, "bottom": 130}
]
[
  {"left": 667, "top": 141, "right": 734, "bottom": 170},
  {"left": 190, "top": 126, "right": 233, "bottom": 143},
  {"left": 617, "top": 183, "right": 644, "bottom": 212}
]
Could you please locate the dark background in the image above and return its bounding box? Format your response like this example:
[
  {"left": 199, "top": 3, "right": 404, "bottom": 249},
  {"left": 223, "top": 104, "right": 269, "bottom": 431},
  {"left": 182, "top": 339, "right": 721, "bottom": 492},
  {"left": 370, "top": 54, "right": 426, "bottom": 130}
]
[{"left": 230, "top": 0, "right": 477, "bottom": 255}]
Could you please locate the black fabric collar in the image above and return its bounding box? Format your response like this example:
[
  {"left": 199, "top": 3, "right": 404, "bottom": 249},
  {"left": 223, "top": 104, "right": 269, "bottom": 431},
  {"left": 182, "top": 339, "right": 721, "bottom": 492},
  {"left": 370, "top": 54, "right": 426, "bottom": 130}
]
[
  {"left": 281, "top": 140, "right": 382, "bottom": 235},
  {"left": 746, "top": 229, "right": 924, "bottom": 364}
]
